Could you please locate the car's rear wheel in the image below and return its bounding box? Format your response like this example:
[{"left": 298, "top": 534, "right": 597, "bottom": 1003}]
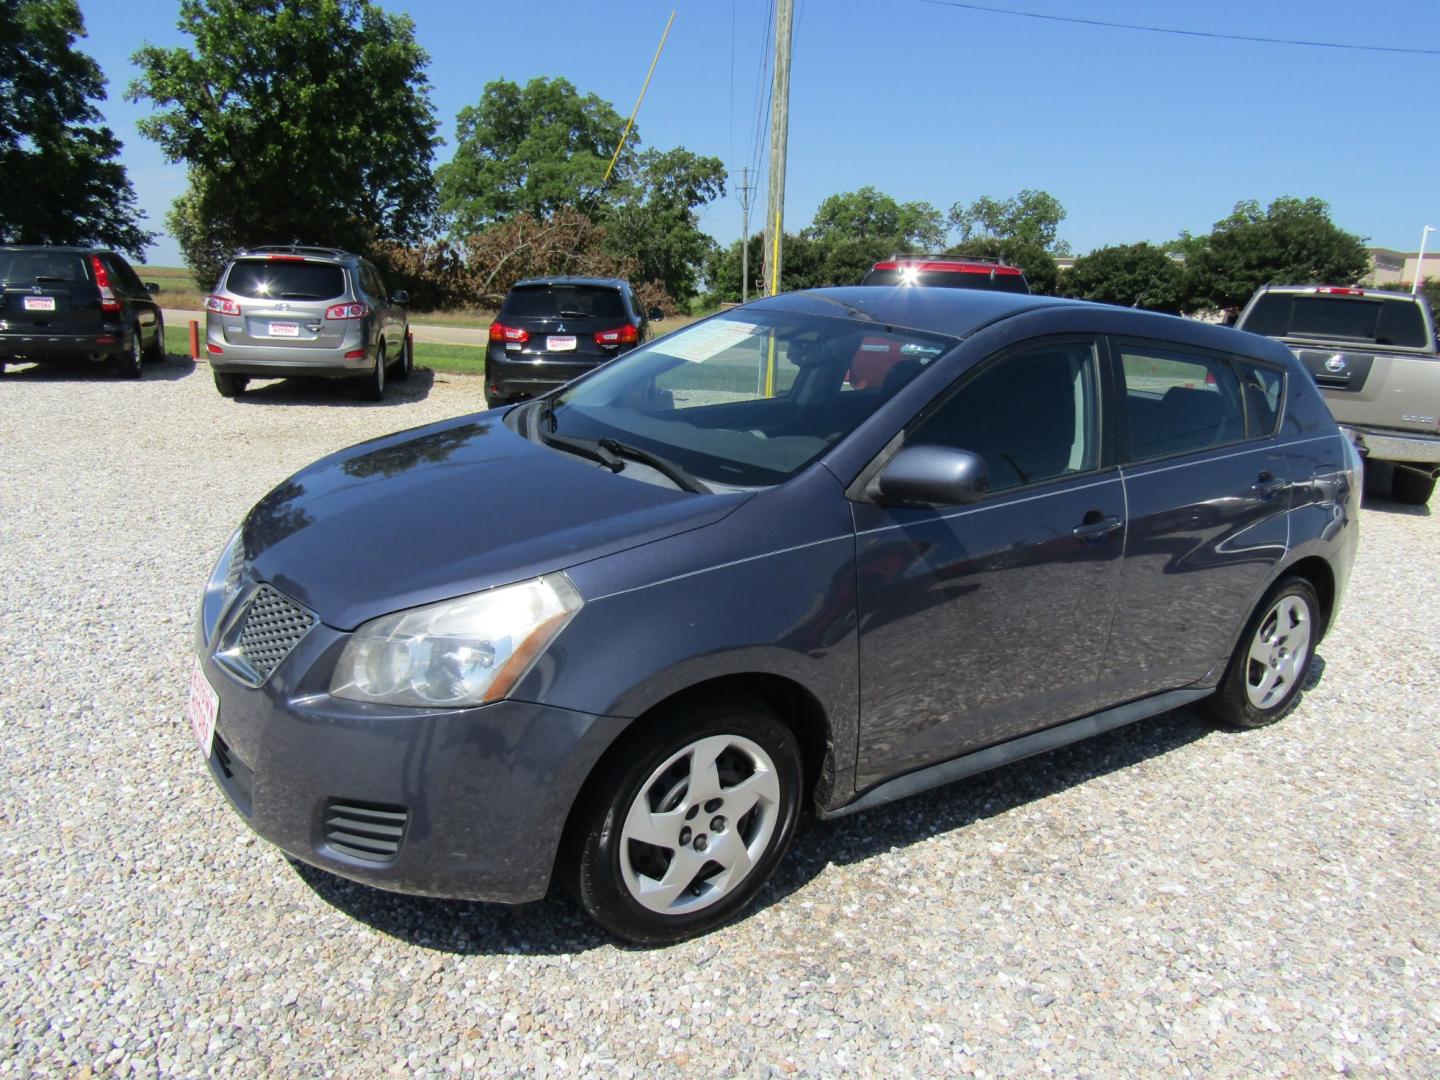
[
  {"left": 364, "top": 342, "right": 386, "bottom": 401},
  {"left": 146, "top": 314, "right": 166, "bottom": 362},
  {"left": 568, "top": 697, "right": 803, "bottom": 944},
  {"left": 1207, "top": 576, "right": 1320, "bottom": 729},
  {"left": 214, "top": 371, "right": 248, "bottom": 397},
  {"left": 1391, "top": 467, "right": 1436, "bottom": 506},
  {"left": 392, "top": 331, "right": 413, "bottom": 382},
  {"left": 115, "top": 330, "right": 143, "bottom": 379}
]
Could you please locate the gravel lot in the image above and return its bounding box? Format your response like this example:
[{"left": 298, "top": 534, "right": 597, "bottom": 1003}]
[{"left": 2, "top": 355, "right": 1437, "bottom": 1078}]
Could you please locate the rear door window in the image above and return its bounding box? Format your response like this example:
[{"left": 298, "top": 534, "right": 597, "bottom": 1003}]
[
  {"left": 501, "top": 285, "right": 626, "bottom": 319},
  {"left": 1237, "top": 361, "right": 1285, "bottom": 438},
  {"left": 1118, "top": 345, "right": 1246, "bottom": 460},
  {"left": 224, "top": 260, "right": 346, "bottom": 301}
]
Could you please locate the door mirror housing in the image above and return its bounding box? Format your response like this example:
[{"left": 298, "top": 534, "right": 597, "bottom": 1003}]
[
  {"left": 647, "top": 306, "right": 665, "bottom": 321},
  {"left": 874, "top": 445, "right": 989, "bottom": 506},
  {"left": 144, "top": 282, "right": 160, "bottom": 294},
  {"left": 391, "top": 289, "right": 410, "bottom": 305}
]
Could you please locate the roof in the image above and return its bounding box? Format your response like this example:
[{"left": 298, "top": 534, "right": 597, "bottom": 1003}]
[
  {"left": 0, "top": 244, "right": 110, "bottom": 254},
  {"left": 511, "top": 276, "right": 631, "bottom": 289},
  {"left": 748, "top": 285, "right": 1065, "bottom": 336}
]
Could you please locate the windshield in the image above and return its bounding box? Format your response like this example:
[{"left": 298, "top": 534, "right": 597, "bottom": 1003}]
[
  {"left": 501, "top": 284, "right": 626, "bottom": 319},
  {"left": 0, "top": 251, "right": 89, "bottom": 283},
  {"left": 224, "top": 259, "right": 346, "bottom": 301},
  {"left": 1243, "top": 293, "right": 1429, "bottom": 348},
  {"left": 543, "top": 310, "right": 956, "bottom": 487}
]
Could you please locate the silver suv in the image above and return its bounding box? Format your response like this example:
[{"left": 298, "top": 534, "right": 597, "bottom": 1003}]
[{"left": 205, "top": 245, "right": 411, "bottom": 400}]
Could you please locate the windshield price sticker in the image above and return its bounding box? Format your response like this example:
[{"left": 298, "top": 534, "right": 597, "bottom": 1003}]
[{"left": 657, "top": 320, "right": 766, "bottom": 363}]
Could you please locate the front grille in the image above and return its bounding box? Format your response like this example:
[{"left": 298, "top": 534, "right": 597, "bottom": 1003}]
[
  {"left": 323, "top": 800, "right": 409, "bottom": 863},
  {"left": 222, "top": 584, "right": 316, "bottom": 684}
]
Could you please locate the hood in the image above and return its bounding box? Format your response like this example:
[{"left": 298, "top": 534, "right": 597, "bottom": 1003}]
[{"left": 242, "top": 410, "right": 748, "bottom": 629}]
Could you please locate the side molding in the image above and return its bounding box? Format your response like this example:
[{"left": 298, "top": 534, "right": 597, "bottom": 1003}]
[{"left": 821, "top": 687, "right": 1213, "bottom": 819}]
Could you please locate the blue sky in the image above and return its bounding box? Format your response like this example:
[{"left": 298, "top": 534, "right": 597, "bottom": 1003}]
[{"left": 76, "top": 0, "right": 1440, "bottom": 266}]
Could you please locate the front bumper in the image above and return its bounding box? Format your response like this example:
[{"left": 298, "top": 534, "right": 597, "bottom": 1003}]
[
  {"left": 192, "top": 604, "right": 626, "bottom": 903},
  {"left": 1343, "top": 425, "right": 1440, "bottom": 470}
]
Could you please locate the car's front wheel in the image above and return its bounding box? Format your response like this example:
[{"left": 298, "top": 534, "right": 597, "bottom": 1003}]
[
  {"left": 569, "top": 697, "right": 803, "bottom": 944},
  {"left": 1207, "top": 576, "right": 1320, "bottom": 729}
]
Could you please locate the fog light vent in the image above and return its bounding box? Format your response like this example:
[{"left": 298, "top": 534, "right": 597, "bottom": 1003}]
[{"left": 323, "top": 800, "right": 408, "bottom": 863}]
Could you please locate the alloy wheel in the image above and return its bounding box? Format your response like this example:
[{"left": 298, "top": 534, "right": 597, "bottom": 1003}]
[{"left": 1245, "top": 594, "right": 1312, "bottom": 709}]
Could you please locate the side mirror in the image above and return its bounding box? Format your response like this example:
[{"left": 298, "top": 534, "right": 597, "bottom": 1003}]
[
  {"left": 144, "top": 282, "right": 160, "bottom": 294},
  {"left": 647, "top": 306, "right": 665, "bottom": 321},
  {"left": 874, "top": 445, "right": 989, "bottom": 506},
  {"left": 391, "top": 289, "right": 410, "bottom": 305}
]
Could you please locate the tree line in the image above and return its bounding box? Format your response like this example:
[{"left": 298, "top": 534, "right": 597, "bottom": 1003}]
[{"left": 0, "top": 0, "right": 1403, "bottom": 318}]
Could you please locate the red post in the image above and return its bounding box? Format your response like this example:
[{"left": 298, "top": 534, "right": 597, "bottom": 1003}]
[{"left": 188, "top": 320, "right": 200, "bottom": 360}]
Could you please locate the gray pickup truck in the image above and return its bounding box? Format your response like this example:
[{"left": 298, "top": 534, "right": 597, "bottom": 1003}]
[{"left": 1235, "top": 285, "right": 1440, "bottom": 504}]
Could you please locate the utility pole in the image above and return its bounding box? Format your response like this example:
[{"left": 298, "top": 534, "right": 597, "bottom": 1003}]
[
  {"left": 763, "top": 0, "right": 794, "bottom": 296},
  {"left": 737, "top": 166, "right": 755, "bottom": 303}
]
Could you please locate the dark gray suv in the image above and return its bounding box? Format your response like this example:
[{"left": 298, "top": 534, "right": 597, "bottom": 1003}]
[
  {"left": 205, "top": 245, "right": 410, "bottom": 400},
  {"left": 189, "top": 287, "right": 1359, "bottom": 943}
]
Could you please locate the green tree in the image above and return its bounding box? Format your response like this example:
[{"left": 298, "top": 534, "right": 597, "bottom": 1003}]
[
  {"left": 130, "top": 0, "right": 439, "bottom": 279},
  {"left": 0, "top": 0, "right": 151, "bottom": 255},
  {"left": 436, "top": 77, "right": 632, "bottom": 235},
  {"left": 1183, "top": 196, "right": 1370, "bottom": 313},
  {"left": 600, "top": 147, "right": 725, "bottom": 304},
  {"left": 1059, "top": 242, "right": 1185, "bottom": 313},
  {"left": 946, "top": 236, "right": 1060, "bottom": 296},
  {"left": 801, "top": 186, "right": 946, "bottom": 285},
  {"left": 949, "top": 189, "right": 1070, "bottom": 254}
]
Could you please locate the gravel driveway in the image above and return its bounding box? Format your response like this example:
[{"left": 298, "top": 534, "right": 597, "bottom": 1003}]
[{"left": 2, "top": 355, "right": 1437, "bottom": 1077}]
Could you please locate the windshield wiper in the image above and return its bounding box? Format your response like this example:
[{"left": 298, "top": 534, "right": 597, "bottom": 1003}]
[
  {"left": 598, "top": 438, "right": 710, "bottom": 494},
  {"left": 536, "top": 426, "right": 624, "bottom": 472},
  {"left": 555, "top": 309, "right": 590, "bottom": 318}
]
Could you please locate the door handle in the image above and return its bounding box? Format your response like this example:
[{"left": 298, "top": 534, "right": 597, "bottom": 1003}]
[{"left": 1072, "top": 514, "right": 1122, "bottom": 540}]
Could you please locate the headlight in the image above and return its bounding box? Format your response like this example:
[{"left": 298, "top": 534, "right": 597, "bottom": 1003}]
[
  {"left": 330, "top": 574, "right": 583, "bottom": 708},
  {"left": 199, "top": 527, "right": 245, "bottom": 642}
]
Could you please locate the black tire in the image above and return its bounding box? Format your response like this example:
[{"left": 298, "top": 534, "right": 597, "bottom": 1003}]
[
  {"left": 214, "top": 370, "right": 248, "bottom": 397},
  {"left": 392, "top": 330, "right": 413, "bottom": 382},
  {"left": 568, "top": 696, "right": 803, "bottom": 944},
  {"left": 1206, "top": 576, "right": 1321, "bottom": 730},
  {"left": 363, "top": 342, "right": 386, "bottom": 401},
  {"left": 115, "top": 329, "right": 143, "bottom": 379},
  {"left": 1391, "top": 467, "right": 1436, "bottom": 506},
  {"left": 146, "top": 314, "right": 166, "bottom": 362},
  {"left": 484, "top": 392, "right": 504, "bottom": 410}
]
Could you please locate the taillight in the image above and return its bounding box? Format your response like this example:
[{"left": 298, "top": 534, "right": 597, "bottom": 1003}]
[
  {"left": 325, "top": 302, "right": 370, "bottom": 320},
  {"left": 489, "top": 322, "right": 529, "bottom": 344},
  {"left": 1316, "top": 287, "right": 1364, "bottom": 296},
  {"left": 205, "top": 295, "right": 241, "bottom": 316},
  {"left": 206, "top": 343, "right": 223, "bottom": 354},
  {"left": 594, "top": 324, "right": 639, "bottom": 346},
  {"left": 91, "top": 255, "right": 120, "bottom": 314},
  {"left": 267, "top": 254, "right": 306, "bottom": 262}
]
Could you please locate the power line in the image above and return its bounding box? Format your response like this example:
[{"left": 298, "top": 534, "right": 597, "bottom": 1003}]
[
  {"left": 747, "top": 0, "right": 776, "bottom": 187},
  {"left": 917, "top": 0, "right": 1440, "bottom": 56}
]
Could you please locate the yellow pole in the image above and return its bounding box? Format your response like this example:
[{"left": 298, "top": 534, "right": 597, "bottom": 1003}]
[{"left": 603, "top": 10, "right": 677, "bottom": 186}]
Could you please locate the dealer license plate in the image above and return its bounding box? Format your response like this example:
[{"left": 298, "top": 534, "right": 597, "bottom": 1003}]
[
  {"left": 268, "top": 321, "right": 300, "bottom": 337},
  {"left": 23, "top": 296, "right": 56, "bottom": 311},
  {"left": 546, "top": 335, "right": 577, "bottom": 352},
  {"left": 186, "top": 656, "right": 219, "bottom": 758}
]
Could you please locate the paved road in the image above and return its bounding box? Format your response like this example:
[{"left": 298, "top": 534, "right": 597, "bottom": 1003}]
[{"left": 163, "top": 307, "right": 488, "bottom": 347}]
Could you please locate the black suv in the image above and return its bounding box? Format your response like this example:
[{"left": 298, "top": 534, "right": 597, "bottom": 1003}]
[
  {"left": 0, "top": 246, "right": 164, "bottom": 377},
  {"left": 486, "top": 277, "right": 662, "bottom": 408},
  {"left": 861, "top": 255, "right": 1029, "bottom": 293}
]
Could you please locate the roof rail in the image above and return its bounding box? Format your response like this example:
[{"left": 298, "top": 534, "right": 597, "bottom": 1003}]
[
  {"left": 888, "top": 252, "right": 1007, "bottom": 266},
  {"left": 241, "top": 243, "right": 350, "bottom": 258}
]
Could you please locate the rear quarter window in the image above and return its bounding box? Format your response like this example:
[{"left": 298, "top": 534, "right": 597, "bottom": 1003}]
[{"left": 224, "top": 260, "right": 346, "bottom": 301}]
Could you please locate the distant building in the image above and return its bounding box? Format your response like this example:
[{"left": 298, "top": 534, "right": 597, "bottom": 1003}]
[{"left": 1366, "top": 246, "right": 1439, "bottom": 287}]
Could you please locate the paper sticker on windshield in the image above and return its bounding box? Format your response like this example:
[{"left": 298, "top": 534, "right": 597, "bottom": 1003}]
[{"left": 655, "top": 320, "right": 766, "bottom": 363}]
